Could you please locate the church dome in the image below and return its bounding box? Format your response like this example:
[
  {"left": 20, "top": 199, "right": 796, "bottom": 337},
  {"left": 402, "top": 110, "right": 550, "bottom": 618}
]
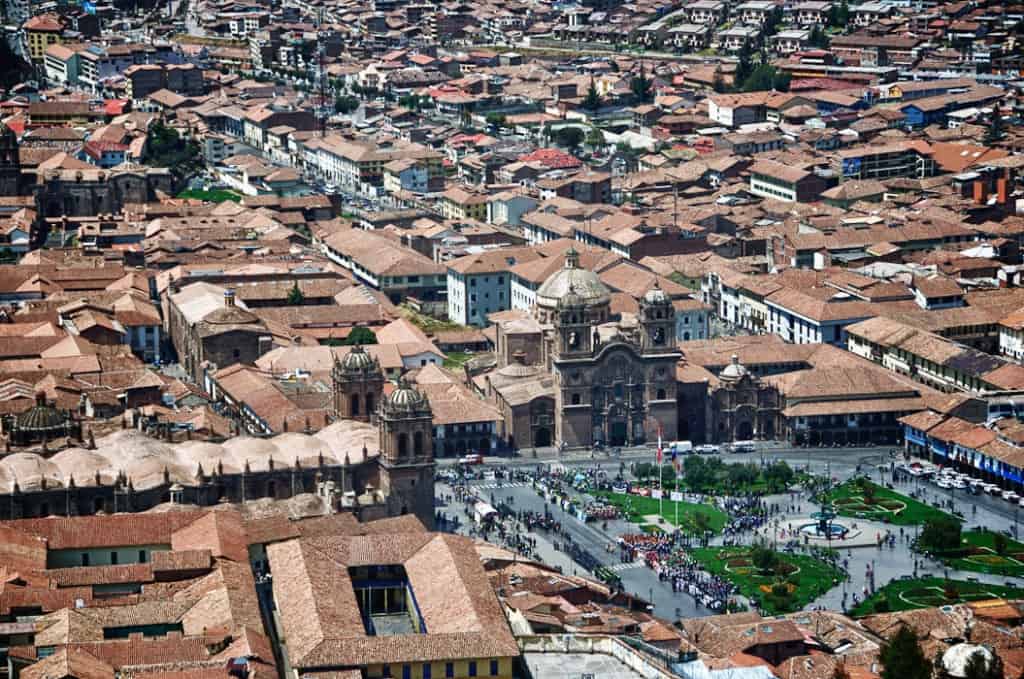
[
  {"left": 203, "top": 290, "right": 259, "bottom": 326},
  {"left": 339, "top": 345, "right": 376, "bottom": 372},
  {"left": 558, "top": 284, "right": 586, "bottom": 310},
  {"left": 15, "top": 393, "right": 68, "bottom": 433},
  {"left": 720, "top": 354, "right": 748, "bottom": 381},
  {"left": 537, "top": 248, "right": 610, "bottom": 310},
  {"left": 386, "top": 378, "right": 428, "bottom": 413},
  {"left": 643, "top": 282, "right": 669, "bottom": 305}
]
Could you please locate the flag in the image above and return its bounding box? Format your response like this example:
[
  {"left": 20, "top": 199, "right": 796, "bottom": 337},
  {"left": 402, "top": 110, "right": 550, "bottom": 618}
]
[
  {"left": 671, "top": 448, "right": 681, "bottom": 473},
  {"left": 656, "top": 427, "right": 663, "bottom": 464}
]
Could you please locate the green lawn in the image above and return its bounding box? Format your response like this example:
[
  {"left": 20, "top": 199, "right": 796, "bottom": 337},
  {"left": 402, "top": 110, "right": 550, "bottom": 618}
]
[
  {"left": 591, "top": 490, "right": 728, "bottom": 534},
  {"left": 826, "top": 478, "right": 958, "bottom": 525},
  {"left": 851, "top": 577, "right": 1024, "bottom": 617},
  {"left": 690, "top": 546, "right": 844, "bottom": 615},
  {"left": 176, "top": 188, "right": 242, "bottom": 203},
  {"left": 398, "top": 304, "right": 467, "bottom": 333},
  {"left": 443, "top": 352, "right": 472, "bottom": 369},
  {"left": 937, "top": 530, "right": 1024, "bottom": 578}
]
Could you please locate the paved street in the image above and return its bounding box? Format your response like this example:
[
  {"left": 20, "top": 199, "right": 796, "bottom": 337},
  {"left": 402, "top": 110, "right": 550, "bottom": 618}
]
[{"left": 437, "top": 445, "right": 1024, "bottom": 620}]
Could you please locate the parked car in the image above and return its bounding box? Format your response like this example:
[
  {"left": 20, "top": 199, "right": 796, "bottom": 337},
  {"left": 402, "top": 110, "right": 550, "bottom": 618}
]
[
  {"left": 459, "top": 454, "right": 484, "bottom": 465},
  {"left": 695, "top": 444, "right": 720, "bottom": 455},
  {"left": 1003, "top": 490, "right": 1020, "bottom": 502}
]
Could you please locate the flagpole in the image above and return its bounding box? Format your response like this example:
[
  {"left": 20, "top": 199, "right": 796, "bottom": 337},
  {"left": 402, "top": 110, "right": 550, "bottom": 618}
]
[{"left": 657, "top": 425, "right": 663, "bottom": 521}]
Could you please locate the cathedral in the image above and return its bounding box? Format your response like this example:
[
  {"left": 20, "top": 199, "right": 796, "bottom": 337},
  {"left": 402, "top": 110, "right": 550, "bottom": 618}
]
[{"left": 480, "top": 248, "right": 680, "bottom": 450}]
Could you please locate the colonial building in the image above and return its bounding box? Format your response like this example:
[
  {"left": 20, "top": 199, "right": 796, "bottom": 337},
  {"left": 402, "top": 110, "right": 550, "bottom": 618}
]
[
  {"left": 478, "top": 248, "right": 680, "bottom": 449},
  {"left": 0, "top": 123, "right": 173, "bottom": 217}
]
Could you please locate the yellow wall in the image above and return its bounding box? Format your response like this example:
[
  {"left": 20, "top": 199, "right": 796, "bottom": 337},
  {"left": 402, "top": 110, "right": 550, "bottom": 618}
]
[{"left": 28, "top": 30, "right": 61, "bottom": 61}]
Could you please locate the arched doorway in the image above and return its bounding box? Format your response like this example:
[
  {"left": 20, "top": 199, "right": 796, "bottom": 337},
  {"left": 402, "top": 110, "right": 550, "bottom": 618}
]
[
  {"left": 533, "top": 427, "right": 551, "bottom": 447},
  {"left": 736, "top": 420, "right": 753, "bottom": 440}
]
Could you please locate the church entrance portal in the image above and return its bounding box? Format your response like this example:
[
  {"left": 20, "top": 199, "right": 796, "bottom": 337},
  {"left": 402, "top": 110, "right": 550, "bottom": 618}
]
[
  {"left": 609, "top": 421, "right": 627, "bottom": 447},
  {"left": 737, "top": 421, "right": 753, "bottom": 440},
  {"left": 533, "top": 427, "right": 551, "bottom": 447}
]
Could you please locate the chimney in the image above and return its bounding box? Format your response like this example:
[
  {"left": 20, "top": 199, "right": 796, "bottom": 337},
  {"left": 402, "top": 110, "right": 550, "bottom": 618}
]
[
  {"left": 224, "top": 289, "right": 236, "bottom": 307},
  {"left": 997, "top": 178, "right": 1008, "bottom": 205},
  {"left": 973, "top": 180, "right": 988, "bottom": 205}
]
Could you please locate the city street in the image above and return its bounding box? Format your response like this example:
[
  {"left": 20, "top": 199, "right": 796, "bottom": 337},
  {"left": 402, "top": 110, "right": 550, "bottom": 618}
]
[{"left": 437, "top": 445, "right": 1024, "bottom": 620}]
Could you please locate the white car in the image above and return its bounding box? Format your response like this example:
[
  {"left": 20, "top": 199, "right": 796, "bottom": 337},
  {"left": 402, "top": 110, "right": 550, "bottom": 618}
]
[
  {"left": 1003, "top": 490, "right": 1020, "bottom": 502},
  {"left": 952, "top": 479, "right": 968, "bottom": 490},
  {"left": 988, "top": 484, "right": 1003, "bottom": 495},
  {"left": 936, "top": 478, "right": 953, "bottom": 489},
  {"left": 695, "top": 444, "right": 720, "bottom": 455}
]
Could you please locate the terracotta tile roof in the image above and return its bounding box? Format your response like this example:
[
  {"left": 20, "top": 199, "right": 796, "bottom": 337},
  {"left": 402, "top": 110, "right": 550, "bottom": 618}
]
[
  {"left": 267, "top": 532, "right": 518, "bottom": 668},
  {"left": 22, "top": 648, "right": 114, "bottom": 679}
]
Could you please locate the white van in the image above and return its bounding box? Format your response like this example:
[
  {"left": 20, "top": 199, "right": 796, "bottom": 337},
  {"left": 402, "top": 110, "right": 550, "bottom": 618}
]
[
  {"left": 731, "top": 441, "right": 757, "bottom": 453},
  {"left": 670, "top": 441, "right": 693, "bottom": 454}
]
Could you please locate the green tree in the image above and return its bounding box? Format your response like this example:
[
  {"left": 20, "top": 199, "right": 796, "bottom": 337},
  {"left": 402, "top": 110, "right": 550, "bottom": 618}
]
[
  {"left": 994, "top": 532, "right": 1009, "bottom": 556},
  {"left": 684, "top": 456, "right": 714, "bottom": 490},
  {"left": 765, "top": 461, "right": 794, "bottom": 490},
  {"left": 735, "top": 42, "right": 754, "bottom": 89},
  {"left": 964, "top": 649, "right": 1003, "bottom": 679},
  {"left": 712, "top": 71, "right": 728, "bottom": 93},
  {"left": 145, "top": 121, "right": 201, "bottom": 183},
  {"left": 554, "top": 126, "right": 585, "bottom": 149},
  {"left": 919, "top": 516, "right": 962, "bottom": 553},
  {"left": 485, "top": 112, "right": 507, "bottom": 128},
  {"left": 764, "top": 6, "right": 783, "bottom": 36},
  {"left": 286, "top": 281, "right": 305, "bottom": 305},
  {"left": 750, "top": 541, "right": 779, "bottom": 574},
  {"left": 808, "top": 24, "right": 830, "bottom": 48},
  {"left": 344, "top": 326, "right": 378, "bottom": 346},
  {"left": 585, "top": 126, "right": 605, "bottom": 148},
  {"left": 583, "top": 77, "right": 602, "bottom": 111},
  {"left": 334, "top": 95, "right": 359, "bottom": 113},
  {"left": 829, "top": 0, "right": 849, "bottom": 26},
  {"left": 635, "top": 462, "right": 655, "bottom": 480},
  {"left": 631, "top": 62, "right": 654, "bottom": 103},
  {"left": 984, "top": 104, "right": 1005, "bottom": 145},
  {"left": 693, "top": 511, "right": 711, "bottom": 535},
  {"left": 880, "top": 627, "right": 930, "bottom": 679}
]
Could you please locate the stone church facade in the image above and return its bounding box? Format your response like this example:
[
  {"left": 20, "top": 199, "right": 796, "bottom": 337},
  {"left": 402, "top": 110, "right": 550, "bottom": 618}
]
[{"left": 481, "top": 249, "right": 680, "bottom": 450}]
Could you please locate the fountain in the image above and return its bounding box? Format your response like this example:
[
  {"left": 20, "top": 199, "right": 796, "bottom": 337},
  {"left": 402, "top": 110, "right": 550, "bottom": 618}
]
[{"left": 799, "top": 505, "right": 850, "bottom": 540}]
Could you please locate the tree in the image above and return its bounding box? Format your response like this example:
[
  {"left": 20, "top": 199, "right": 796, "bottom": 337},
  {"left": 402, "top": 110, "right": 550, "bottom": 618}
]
[
  {"left": 344, "top": 326, "right": 378, "bottom": 346},
  {"left": 631, "top": 62, "right": 654, "bottom": 103},
  {"left": 994, "top": 532, "right": 1009, "bottom": 556},
  {"left": 984, "top": 105, "right": 1005, "bottom": 145},
  {"left": 880, "top": 627, "right": 931, "bottom": 679},
  {"left": 712, "top": 71, "right": 728, "bottom": 93},
  {"left": 735, "top": 42, "right": 754, "bottom": 89},
  {"left": 919, "top": 516, "right": 962, "bottom": 553},
  {"left": 585, "top": 126, "right": 605, "bottom": 149},
  {"left": 334, "top": 95, "right": 359, "bottom": 114},
  {"left": 808, "top": 24, "right": 830, "bottom": 48},
  {"left": 554, "top": 126, "right": 585, "bottom": 150},
  {"left": 286, "top": 281, "right": 305, "bottom": 305},
  {"left": 485, "top": 112, "right": 506, "bottom": 128},
  {"left": 583, "top": 77, "right": 602, "bottom": 111},
  {"left": 750, "top": 541, "right": 779, "bottom": 574},
  {"left": 963, "top": 650, "right": 1003, "bottom": 679},
  {"left": 829, "top": 0, "right": 849, "bottom": 26},
  {"left": 764, "top": 6, "right": 783, "bottom": 36},
  {"left": 693, "top": 511, "right": 712, "bottom": 535},
  {"left": 765, "top": 461, "right": 794, "bottom": 490}
]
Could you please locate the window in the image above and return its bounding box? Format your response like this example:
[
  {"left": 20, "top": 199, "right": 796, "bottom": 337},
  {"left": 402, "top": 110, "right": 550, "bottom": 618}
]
[
  {"left": 469, "top": 662, "right": 477, "bottom": 678},
  {"left": 383, "top": 666, "right": 391, "bottom": 678},
  {"left": 470, "top": 279, "right": 476, "bottom": 287},
  {"left": 139, "top": 550, "right": 147, "bottom": 564},
  {"left": 402, "top": 665, "right": 410, "bottom": 679},
  {"left": 233, "top": 349, "right": 240, "bottom": 359},
  {"left": 423, "top": 665, "right": 432, "bottom": 679},
  {"left": 81, "top": 553, "right": 90, "bottom": 567},
  {"left": 445, "top": 663, "right": 454, "bottom": 678},
  {"left": 110, "top": 552, "right": 119, "bottom": 565},
  {"left": 657, "top": 388, "right": 666, "bottom": 400},
  {"left": 490, "top": 660, "right": 499, "bottom": 676}
]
